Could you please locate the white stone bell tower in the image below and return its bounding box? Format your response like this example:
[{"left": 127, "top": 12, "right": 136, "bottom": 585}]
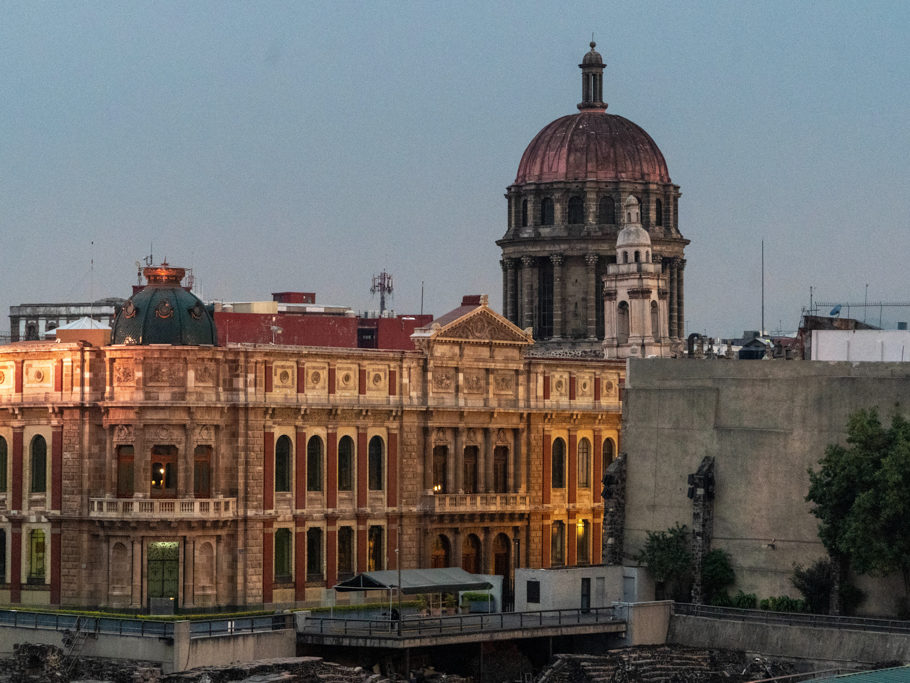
[{"left": 602, "top": 196, "right": 671, "bottom": 359}]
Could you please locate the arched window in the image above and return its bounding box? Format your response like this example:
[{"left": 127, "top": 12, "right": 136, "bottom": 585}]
[
  {"left": 655, "top": 198, "right": 663, "bottom": 226},
  {"left": 431, "top": 535, "right": 451, "bottom": 569},
  {"left": 337, "top": 436, "right": 354, "bottom": 492},
  {"left": 552, "top": 438, "right": 566, "bottom": 488},
  {"left": 462, "top": 534, "right": 481, "bottom": 574},
  {"left": 306, "top": 527, "right": 323, "bottom": 579},
  {"left": 623, "top": 251, "right": 629, "bottom": 264},
  {"left": 28, "top": 529, "right": 45, "bottom": 583},
  {"left": 599, "top": 196, "right": 615, "bottom": 224},
  {"left": 540, "top": 197, "right": 554, "bottom": 226},
  {"left": 30, "top": 435, "right": 46, "bottom": 494},
  {"left": 275, "top": 436, "right": 291, "bottom": 493},
  {"left": 576, "top": 519, "right": 590, "bottom": 565},
  {"left": 306, "top": 437, "right": 323, "bottom": 492},
  {"left": 634, "top": 250, "right": 640, "bottom": 263},
  {"left": 368, "top": 436, "right": 384, "bottom": 491},
  {"left": 433, "top": 445, "right": 448, "bottom": 493},
  {"left": 578, "top": 438, "right": 591, "bottom": 488},
  {"left": 567, "top": 196, "right": 584, "bottom": 224},
  {"left": 337, "top": 526, "right": 354, "bottom": 579},
  {"left": 0, "top": 437, "right": 7, "bottom": 493},
  {"left": 150, "top": 445, "right": 177, "bottom": 497},
  {"left": 197, "top": 541, "right": 215, "bottom": 590},
  {"left": 651, "top": 300, "right": 660, "bottom": 340},
  {"left": 537, "top": 258, "right": 554, "bottom": 338},
  {"left": 521, "top": 199, "right": 528, "bottom": 227},
  {"left": 274, "top": 528, "right": 292, "bottom": 582},
  {"left": 110, "top": 542, "right": 129, "bottom": 591},
  {"left": 194, "top": 445, "right": 212, "bottom": 498},
  {"left": 603, "top": 438, "right": 615, "bottom": 464},
  {"left": 617, "top": 302, "right": 630, "bottom": 345},
  {"left": 368, "top": 525, "right": 384, "bottom": 571},
  {"left": 551, "top": 521, "right": 565, "bottom": 566},
  {"left": 117, "top": 445, "right": 134, "bottom": 498}
]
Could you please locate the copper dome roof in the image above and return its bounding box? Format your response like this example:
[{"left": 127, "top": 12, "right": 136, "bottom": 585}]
[{"left": 514, "top": 112, "right": 671, "bottom": 185}]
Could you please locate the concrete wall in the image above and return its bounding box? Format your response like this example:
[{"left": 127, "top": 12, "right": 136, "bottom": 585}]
[
  {"left": 623, "top": 359, "right": 910, "bottom": 616},
  {"left": 812, "top": 329, "right": 910, "bottom": 361},
  {"left": 514, "top": 566, "right": 623, "bottom": 612},
  {"left": 614, "top": 601, "right": 672, "bottom": 646},
  {"left": 0, "top": 622, "right": 295, "bottom": 674},
  {"left": 670, "top": 614, "right": 910, "bottom": 667}
]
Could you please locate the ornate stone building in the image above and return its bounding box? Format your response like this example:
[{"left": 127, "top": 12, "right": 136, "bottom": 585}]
[
  {"left": 498, "top": 42, "right": 688, "bottom": 356},
  {"left": 0, "top": 269, "right": 622, "bottom": 610}
]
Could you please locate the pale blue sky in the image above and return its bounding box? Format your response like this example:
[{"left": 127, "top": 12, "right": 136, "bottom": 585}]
[{"left": 3, "top": 1, "right": 909, "bottom": 336}]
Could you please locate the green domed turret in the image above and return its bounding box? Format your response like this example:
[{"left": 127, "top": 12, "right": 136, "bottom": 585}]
[{"left": 111, "top": 264, "right": 217, "bottom": 346}]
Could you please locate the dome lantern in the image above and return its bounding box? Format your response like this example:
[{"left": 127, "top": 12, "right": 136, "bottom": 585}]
[{"left": 578, "top": 41, "right": 607, "bottom": 113}]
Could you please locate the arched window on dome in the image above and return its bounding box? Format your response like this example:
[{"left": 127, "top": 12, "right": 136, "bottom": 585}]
[
  {"left": 623, "top": 251, "right": 629, "bottom": 264},
  {"left": 651, "top": 300, "right": 660, "bottom": 340},
  {"left": 655, "top": 198, "right": 664, "bottom": 226},
  {"left": 599, "top": 196, "right": 615, "bottom": 224},
  {"left": 617, "top": 302, "right": 630, "bottom": 345},
  {"left": 567, "top": 196, "right": 584, "bottom": 224},
  {"left": 634, "top": 251, "right": 640, "bottom": 263},
  {"left": 521, "top": 199, "right": 528, "bottom": 227},
  {"left": 540, "top": 197, "right": 555, "bottom": 226}
]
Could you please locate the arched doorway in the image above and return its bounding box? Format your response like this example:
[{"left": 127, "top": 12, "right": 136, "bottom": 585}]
[
  {"left": 431, "top": 534, "right": 450, "bottom": 568},
  {"left": 462, "top": 534, "right": 481, "bottom": 574},
  {"left": 493, "top": 533, "right": 512, "bottom": 610}
]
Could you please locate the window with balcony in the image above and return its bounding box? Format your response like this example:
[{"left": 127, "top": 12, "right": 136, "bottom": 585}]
[
  {"left": 368, "top": 436, "right": 384, "bottom": 491},
  {"left": 150, "top": 445, "right": 177, "bottom": 498},
  {"left": 493, "top": 446, "right": 508, "bottom": 493},
  {"left": 433, "top": 445, "right": 448, "bottom": 493},
  {"left": 337, "top": 436, "right": 354, "bottom": 492},
  {"left": 28, "top": 529, "right": 45, "bottom": 583},
  {"left": 368, "top": 525, "right": 384, "bottom": 571},
  {"left": 552, "top": 438, "right": 566, "bottom": 488},
  {"left": 551, "top": 521, "right": 565, "bottom": 567},
  {"left": 578, "top": 438, "right": 591, "bottom": 488},
  {"left": 0, "top": 437, "right": 7, "bottom": 493},
  {"left": 117, "top": 445, "right": 134, "bottom": 497},
  {"left": 30, "top": 435, "right": 46, "bottom": 494},
  {"left": 194, "top": 445, "right": 212, "bottom": 498},
  {"left": 577, "top": 519, "right": 590, "bottom": 565},
  {"left": 306, "top": 527, "right": 323, "bottom": 580},
  {"left": 275, "top": 436, "right": 291, "bottom": 493},
  {"left": 307, "top": 437, "right": 323, "bottom": 492},
  {"left": 274, "top": 528, "right": 292, "bottom": 583},
  {"left": 337, "top": 526, "right": 354, "bottom": 579}
]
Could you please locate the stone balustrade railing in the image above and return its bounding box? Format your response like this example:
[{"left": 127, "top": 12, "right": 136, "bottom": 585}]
[
  {"left": 420, "top": 492, "right": 529, "bottom": 513},
  {"left": 88, "top": 497, "right": 236, "bottom": 519}
]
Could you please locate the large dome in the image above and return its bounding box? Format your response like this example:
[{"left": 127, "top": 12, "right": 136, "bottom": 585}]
[
  {"left": 111, "top": 264, "right": 217, "bottom": 346},
  {"left": 514, "top": 112, "right": 670, "bottom": 185}
]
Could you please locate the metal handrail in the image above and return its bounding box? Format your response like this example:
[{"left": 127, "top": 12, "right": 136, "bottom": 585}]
[
  {"left": 0, "top": 609, "right": 174, "bottom": 638},
  {"left": 675, "top": 602, "right": 910, "bottom": 633},
  {"left": 300, "top": 606, "right": 619, "bottom": 638}
]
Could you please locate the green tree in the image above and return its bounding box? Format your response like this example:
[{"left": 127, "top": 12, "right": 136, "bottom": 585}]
[
  {"left": 701, "top": 549, "right": 735, "bottom": 604},
  {"left": 636, "top": 523, "right": 692, "bottom": 600},
  {"left": 807, "top": 408, "right": 910, "bottom": 612}
]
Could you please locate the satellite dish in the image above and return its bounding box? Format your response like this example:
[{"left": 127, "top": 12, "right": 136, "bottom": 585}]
[{"left": 830, "top": 305, "right": 842, "bottom": 317}]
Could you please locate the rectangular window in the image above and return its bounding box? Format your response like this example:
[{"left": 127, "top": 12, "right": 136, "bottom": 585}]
[
  {"left": 28, "top": 530, "right": 45, "bottom": 583},
  {"left": 368, "top": 525, "right": 384, "bottom": 571},
  {"left": 117, "top": 445, "right": 134, "bottom": 498},
  {"left": 337, "top": 527, "right": 354, "bottom": 579},
  {"left": 527, "top": 580, "right": 540, "bottom": 604},
  {"left": 306, "top": 528, "right": 323, "bottom": 579},
  {"left": 274, "top": 528, "right": 292, "bottom": 583}
]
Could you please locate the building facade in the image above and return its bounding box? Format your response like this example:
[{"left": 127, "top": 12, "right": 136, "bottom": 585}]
[
  {"left": 498, "top": 42, "right": 688, "bottom": 355},
  {"left": 0, "top": 273, "right": 622, "bottom": 610}
]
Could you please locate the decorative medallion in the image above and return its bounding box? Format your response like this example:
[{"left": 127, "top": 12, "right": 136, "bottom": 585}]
[
  {"left": 340, "top": 372, "right": 353, "bottom": 387},
  {"left": 188, "top": 302, "right": 204, "bottom": 320},
  {"left": 149, "top": 424, "right": 174, "bottom": 442},
  {"left": 0, "top": 371, "right": 5, "bottom": 385},
  {"left": 122, "top": 300, "right": 137, "bottom": 319},
  {"left": 497, "top": 429, "right": 508, "bottom": 444},
  {"left": 155, "top": 299, "right": 174, "bottom": 319},
  {"left": 114, "top": 364, "right": 134, "bottom": 385},
  {"left": 464, "top": 372, "right": 484, "bottom": 393},
  {"left": 279, "top": 369, "right": 290, "bottom": 384},
  {"left": 493, "top": 373, "right": 513, "bottom": 393},
  {"left": 195, "top": 424, "right": 213, "bottom": 443},
  {"left": 114, "top": 424, "right": 133, "bottom": 442},
  {"left": 605, "top": 380, "right": 615, "bottom": 394},
  {"left": 33, "top": 369, "right": 44, "bottom": 382},
  {"left": 372, "top": 372, "right": 382, "bottom": 386},
  {"left": 310, "top": 370, "right": 321, "bottom": 385},
  {"left": 433, "top": 368, "right": 454, "bottom": 391}
]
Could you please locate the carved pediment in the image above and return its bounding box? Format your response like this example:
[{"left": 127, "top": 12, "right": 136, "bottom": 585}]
[{"left": 434, "top": 308, "right": 532, "bottom": 346}]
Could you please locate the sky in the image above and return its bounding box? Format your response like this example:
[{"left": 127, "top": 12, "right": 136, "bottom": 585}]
[{"left": 2, "top": 1, "right": 909, "bottom": 337}]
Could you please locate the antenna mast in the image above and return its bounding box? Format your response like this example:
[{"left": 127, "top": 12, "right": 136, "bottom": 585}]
[{"left": 371, "top": 270, "right": 394, "bottom": 315}]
